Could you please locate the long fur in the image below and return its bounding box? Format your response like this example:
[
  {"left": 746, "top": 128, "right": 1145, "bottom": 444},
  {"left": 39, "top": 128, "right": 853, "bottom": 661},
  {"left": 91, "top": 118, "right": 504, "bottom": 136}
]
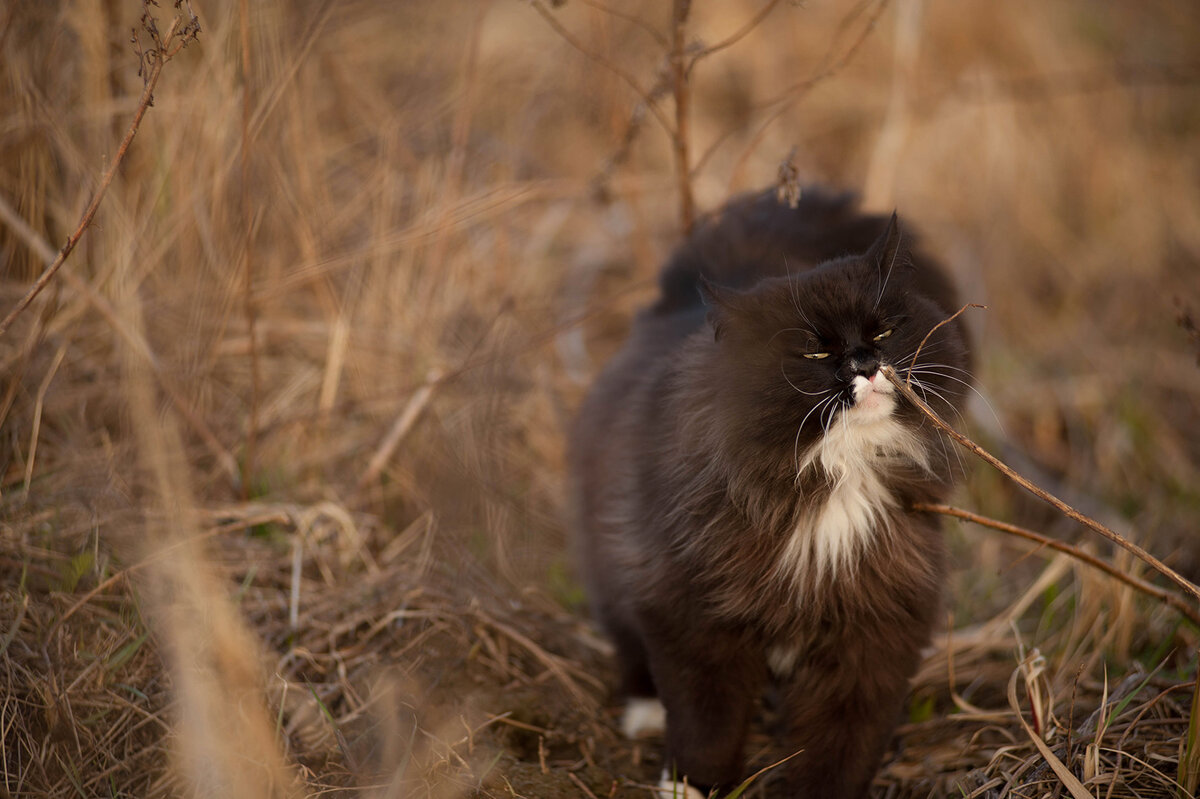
[{"left": 569, "top": 188, "right": 971, "bottom": 798}]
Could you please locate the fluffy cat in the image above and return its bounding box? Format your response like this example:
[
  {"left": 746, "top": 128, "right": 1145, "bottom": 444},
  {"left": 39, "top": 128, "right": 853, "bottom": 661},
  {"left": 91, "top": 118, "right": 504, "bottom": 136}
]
[{"left": 568, "top": 188, "right": 971, "bottom": 798}]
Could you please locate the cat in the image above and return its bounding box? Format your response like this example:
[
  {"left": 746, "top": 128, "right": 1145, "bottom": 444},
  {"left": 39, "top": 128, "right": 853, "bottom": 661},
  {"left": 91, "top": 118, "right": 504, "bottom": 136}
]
[{"left": 567, "top": 188, "right": 971, "bottom": 799}]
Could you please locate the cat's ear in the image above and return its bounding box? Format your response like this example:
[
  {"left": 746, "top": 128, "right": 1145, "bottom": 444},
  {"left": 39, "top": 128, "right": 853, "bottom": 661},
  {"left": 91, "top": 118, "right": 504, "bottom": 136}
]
[
  {"left": 864, "top": 212, "right": 913, "bottom": 279},
  {"left": 698, "top": 276, "right": 749, "bottom": 342}
]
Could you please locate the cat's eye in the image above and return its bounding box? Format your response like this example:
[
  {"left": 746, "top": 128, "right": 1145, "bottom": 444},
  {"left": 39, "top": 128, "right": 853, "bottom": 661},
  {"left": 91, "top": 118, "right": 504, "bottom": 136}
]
[
  {"left": 873, "top": 329, "right": 894, "bottom": 342},
  {"left": 803, "top": 352, "right": 830, "bottom": 360}
]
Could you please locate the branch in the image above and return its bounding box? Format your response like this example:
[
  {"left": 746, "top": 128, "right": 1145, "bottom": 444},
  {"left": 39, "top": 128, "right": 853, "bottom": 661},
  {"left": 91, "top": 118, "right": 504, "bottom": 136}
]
[
  {"left": 881, "top": 365, "right": 1200, "bottom": 607},
  {"left": 576, "top": 0, "right": 668, "bottom": 49},
  {"left": 725, "top": 0, "right": 891, "bottom": 190},
  {"left": 0, "top": 6, "right": 198, "bottom": 339},
  {"left": 907, "top": 303, "right": 985, "bottom": 384},
  {"left": 685, "top": 0, "right": 786, "bottom": 75},
  {"left": 669, "top": 0, "right": 695, "bottom": 234},
  {"left": 528, "top": 0, "right": 674, "bottom": 136},
  {"left": 914, "top": 502, "right": 1200, "bottom": 628}
]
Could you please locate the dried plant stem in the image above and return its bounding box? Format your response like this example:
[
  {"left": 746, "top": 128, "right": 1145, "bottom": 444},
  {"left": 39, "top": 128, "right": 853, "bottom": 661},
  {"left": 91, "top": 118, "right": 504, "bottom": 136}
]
[
  {"left": 670, "top": 0, "right": 695, "bottom": 235},
  {"left": 1007, "top": 662, "right": 1095, "bottom": 799},
  {"left": 23, "top": 344, "right": 68, "bottom": 496},
  {"left": 355, "top": 370, "right": 442, "bottom": 495},
  {"left": 576, "top": 0, "right": 667, "bottom": 48},
  {"left": 529, "top": 0, "right": 672, "bottom": 135},
  {"left": 882, "top": 365, "right": 1200, "bottom": 607},
  {"left": 726, "top": 0, "right": 890, "bottom": 190},
  {"left": 907, "top": 303, "right": 985, "bottom": 383},
  {"left": 240, "top": 0, "right": 261, "bottom": 497},
  {"left": 686, "top": 0, "right": 786, "bottom": 71},
  {"left": 914, "top": 502, "right": 1200, "bottom": 628},
  {"left": 0, "top": 16, "right": 181, "bottom": 339}
]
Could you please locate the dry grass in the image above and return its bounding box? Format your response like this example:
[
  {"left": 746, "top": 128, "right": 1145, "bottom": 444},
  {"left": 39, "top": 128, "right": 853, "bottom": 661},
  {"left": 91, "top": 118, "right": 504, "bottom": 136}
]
[{"left": 2, "top": 0, "right": 1199, "bottom": 796}]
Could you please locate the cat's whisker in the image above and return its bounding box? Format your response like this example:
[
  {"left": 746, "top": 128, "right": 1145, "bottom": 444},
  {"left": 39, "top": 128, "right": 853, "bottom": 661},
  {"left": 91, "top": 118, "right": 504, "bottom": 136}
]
[
  {"left": 768, "top": 327, "right": 819, "bottom": 346},
  {"left": 820, "top": 395, "right": 843, "bottom": 434},
  {"left": 906, "top": 377, "right": 966, "bottom": 476},
  {"left": 793, "top": 393, "right": 841, "bottom": 479},
  {"left": 906, "top": 364, "right": 1005, "bottom": 435},
  {"left": 906, "top": 359, "right": 972, "bottom": 376},
  {"left": 785, "top": 262, "right": 819, "bottom": 331},
  {"left": 906, "top": 376, "right": 969, "bottom": 477},
  {"left": 781, "top": 361, "right": 834, "bottom": 397},
  {"left": 896, "top": 343, "right": 947, "bottom": 370},
  {"left": 873, "top": 226, "right": 902, "bottom": 312}
]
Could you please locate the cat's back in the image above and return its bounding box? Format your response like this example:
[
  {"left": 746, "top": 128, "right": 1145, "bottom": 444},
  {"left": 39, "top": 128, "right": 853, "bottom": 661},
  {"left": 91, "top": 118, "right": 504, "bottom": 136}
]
[{"left": 652, "top": 187, "right": 959, "bottom": 319}]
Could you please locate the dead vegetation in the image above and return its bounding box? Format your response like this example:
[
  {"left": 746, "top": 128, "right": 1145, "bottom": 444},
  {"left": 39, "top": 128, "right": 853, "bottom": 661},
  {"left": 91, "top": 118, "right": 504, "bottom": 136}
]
[{"left": 2, "top": 0, "right": 1199, "bottom": 797}]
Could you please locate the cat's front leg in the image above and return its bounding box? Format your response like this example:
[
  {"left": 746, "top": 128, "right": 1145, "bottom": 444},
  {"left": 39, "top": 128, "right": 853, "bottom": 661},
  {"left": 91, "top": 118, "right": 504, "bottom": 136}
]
[
  {"left": 642, "top": 622, "right": 765, "bottom": 795},
  {"left": 777, "top": 637, "right": 920, "bottom": 799}
]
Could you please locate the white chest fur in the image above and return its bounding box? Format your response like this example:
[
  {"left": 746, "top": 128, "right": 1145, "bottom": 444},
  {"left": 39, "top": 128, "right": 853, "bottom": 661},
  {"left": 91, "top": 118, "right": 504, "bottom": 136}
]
[{"left": 776, "top": 396, "right": 928, "bottom": 589}]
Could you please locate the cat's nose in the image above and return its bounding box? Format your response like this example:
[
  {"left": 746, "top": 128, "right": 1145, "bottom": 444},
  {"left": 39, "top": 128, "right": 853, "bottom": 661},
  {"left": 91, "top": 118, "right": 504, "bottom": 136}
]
[{"left": 847, "top": 350, "right": 879, "bottom": 378}]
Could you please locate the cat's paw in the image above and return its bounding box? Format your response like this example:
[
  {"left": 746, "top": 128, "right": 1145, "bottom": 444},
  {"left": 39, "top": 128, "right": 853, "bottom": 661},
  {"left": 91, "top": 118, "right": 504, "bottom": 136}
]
[
  {"left": 655, "top": 772, "right": 707, "bottom": 799},
  {"left": 621, "top": 697, "right": 666, "bottom": 738}
]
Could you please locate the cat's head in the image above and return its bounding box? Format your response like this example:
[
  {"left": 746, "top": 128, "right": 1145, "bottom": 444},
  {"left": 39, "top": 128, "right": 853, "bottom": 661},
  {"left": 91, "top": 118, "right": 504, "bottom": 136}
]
[{"left": 699, "top": 215, "right": 971, "bottom": 471}]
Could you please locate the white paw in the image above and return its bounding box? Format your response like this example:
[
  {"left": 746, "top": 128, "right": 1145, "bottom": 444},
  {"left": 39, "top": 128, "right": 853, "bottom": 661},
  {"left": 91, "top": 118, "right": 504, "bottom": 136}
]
[
  {"left": 656, "top": 771, "right": 707, "bottom": 799},
  {"left": 621, "top": 697, "right": 666, "bottom": 738}
]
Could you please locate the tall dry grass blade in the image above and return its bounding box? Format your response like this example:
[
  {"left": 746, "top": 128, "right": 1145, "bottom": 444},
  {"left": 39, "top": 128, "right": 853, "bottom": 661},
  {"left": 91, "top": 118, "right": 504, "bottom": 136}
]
[
  {"left": 21, "top": 342, "right": 66, "bottom": 496},
  {"left": 239, "top": 0, "right": 261, "bottom": 499},
  {"left": 1182, "top": 673, "right": 1200, "bottom": 798},
  {"left": 1007, "top": 656, "right": 1095, "bottom": 799},
  {"left": 355, "top": 369, "right": 442, "bottom": 495},
  {"left": 114, "top": 175, "right": 297, "bottom": 797},
  {"left": 0, "top": 7, "right": 196, "bottom": 339}
]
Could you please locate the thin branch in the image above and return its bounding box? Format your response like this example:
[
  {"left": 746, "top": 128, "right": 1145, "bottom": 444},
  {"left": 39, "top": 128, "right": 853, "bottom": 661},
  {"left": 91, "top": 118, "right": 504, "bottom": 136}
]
[
  {"left": 686, "top": 0, "right": 786, "bottom": 74},
  {"left": 588, "top": 74, "right": 672, "bottom": 200},
  {"left": 528, "top": 0, "right": 674, "bottom": 136},
  {"left": 725, "top": 0, "right": 891, "bottom": 190},
  {"left": 908, "top": 303, "right": 986, "bottom": 384},
  {"left": 576, "top": 0, "right": 668, "bottom": 49},
  {"left": 669, "top": 0, "right": 695, "bottom": 234},
  {"left": 0, "top": 20, "right": 178, "bottom": 338},
  {"left": 881, "top": 365, "right": 1200, "bottom": 606},
  {"left": 914, "top": 502, "right": 1200, "bottom": 629}
]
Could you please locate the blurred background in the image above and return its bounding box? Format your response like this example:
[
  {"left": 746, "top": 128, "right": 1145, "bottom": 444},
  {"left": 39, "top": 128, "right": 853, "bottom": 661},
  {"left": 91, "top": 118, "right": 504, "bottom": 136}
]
[{"left": 2, "top": 0, "right": 1199, "bottom": 796}]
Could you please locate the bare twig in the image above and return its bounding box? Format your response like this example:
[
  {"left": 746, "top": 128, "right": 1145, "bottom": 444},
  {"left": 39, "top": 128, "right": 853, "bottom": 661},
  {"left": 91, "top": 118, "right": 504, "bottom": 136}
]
[
  {"left": 669, "top": 0, "right": 695, "bottom": 234},
  {"left": 725, "top": 0, "right": 891, "bottom": 190},
  {"left": 0, "top": 8, "right": 198, "bottom": 339},
  {"left": 576, "top": 0, "right": 668, "bottom": 49},
  {"left": 588, "top": 74, "right": 672, "bottom": 199},
  {"left": 908, "top": 303, "right": 986, "bottom": 384},
  {"left": 882, "top": 365, "right": 1200, "bottom": 606},
  {"left": 355, "top": 370, "right": 442, "bottom": 495},
  {"left": 567, "top": 771, "right": 601, "bottom": 799},
  {"left": 914, "top": 503, "right": 1200, "bottom": 628},
  {"left": 686, "top": 0, "right": 787, "bottom": 74},
  {"left": 528, "top": 0, "right": 673, "bottom": 136}
]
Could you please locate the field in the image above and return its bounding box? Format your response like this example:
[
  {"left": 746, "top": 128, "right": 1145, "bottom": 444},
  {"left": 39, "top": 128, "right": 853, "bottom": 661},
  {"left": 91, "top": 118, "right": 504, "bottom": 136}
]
[{"left": 2, "top": 0, "right": 1200, "bottom": 796}]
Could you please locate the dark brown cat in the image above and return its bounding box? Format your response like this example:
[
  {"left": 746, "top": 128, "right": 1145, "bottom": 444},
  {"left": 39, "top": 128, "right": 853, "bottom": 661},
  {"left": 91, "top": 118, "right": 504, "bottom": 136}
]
[{"left": 568, "top": 188, "right": 971, "bottom": 798}]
